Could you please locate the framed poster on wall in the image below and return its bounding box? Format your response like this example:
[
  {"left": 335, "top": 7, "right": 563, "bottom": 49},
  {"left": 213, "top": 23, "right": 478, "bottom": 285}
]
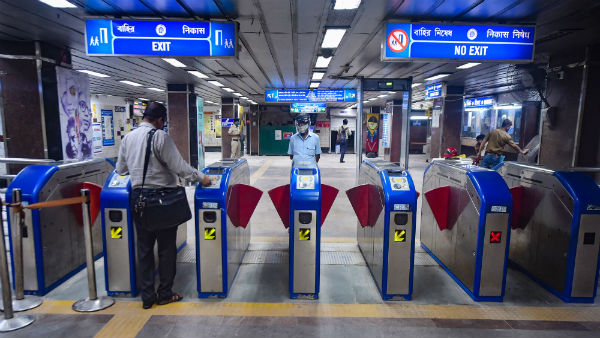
[{"left": 101, "top": 109, "right": 115, "bottom": 146}]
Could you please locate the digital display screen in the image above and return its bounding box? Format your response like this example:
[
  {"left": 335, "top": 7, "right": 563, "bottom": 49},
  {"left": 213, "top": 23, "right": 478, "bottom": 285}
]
[
  {"left": 298, "top": 169, "right": 314, "bottom": 176},
  {"left": 206, "top": 168, "right": 224, "bottom": 175},
  {"left": 388, "top": 171, "right": 405, "bottom": 177},
  {"left": 378, "top": 81, "right": 394, "bottom": 89}
]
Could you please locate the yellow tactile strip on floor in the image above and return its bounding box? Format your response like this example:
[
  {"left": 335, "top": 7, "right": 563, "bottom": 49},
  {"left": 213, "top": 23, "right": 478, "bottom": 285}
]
[{"left": 27, "top": 300, "right": 600, "bottom": 322}]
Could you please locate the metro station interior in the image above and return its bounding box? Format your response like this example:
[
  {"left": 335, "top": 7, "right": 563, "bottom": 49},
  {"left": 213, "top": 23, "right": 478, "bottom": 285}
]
[{"left": 1, "top": 0, "right": 600, "bottom": 337}]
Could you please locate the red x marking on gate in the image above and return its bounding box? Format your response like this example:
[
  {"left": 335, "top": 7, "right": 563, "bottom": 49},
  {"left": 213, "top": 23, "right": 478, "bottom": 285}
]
[{"left": 490, "top": 231, "right": 502, "bottom": 243}]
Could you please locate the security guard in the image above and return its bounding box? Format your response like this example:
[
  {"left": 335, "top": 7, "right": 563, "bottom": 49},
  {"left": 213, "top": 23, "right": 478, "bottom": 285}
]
[
  {"left": 288, "top": 114, "right": 321, "bottom": 167},
  {"left": 228, "top": 119, "right": 241, "bottom": 158}
]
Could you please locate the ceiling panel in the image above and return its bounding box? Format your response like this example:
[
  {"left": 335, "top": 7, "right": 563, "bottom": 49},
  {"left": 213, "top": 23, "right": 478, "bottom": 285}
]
[
  {"left": 143, "top": 0, "right": 188, "bottom": 16},
  {"left": 100, "top": 0, "right": 155, "bottom": 16},
  {"left": 178, "top": 0, "right": 223, "bottom": 17}
]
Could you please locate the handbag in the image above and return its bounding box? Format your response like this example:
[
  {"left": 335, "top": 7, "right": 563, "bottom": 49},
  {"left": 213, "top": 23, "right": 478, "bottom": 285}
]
[{"left": 132, "top": 129, "right": 192, "bottom": 231}]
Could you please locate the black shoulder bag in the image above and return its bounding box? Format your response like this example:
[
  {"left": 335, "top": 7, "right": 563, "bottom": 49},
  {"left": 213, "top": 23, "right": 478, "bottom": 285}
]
[{"left": 132, "top": 129, "right": 192, "bottom": 231}]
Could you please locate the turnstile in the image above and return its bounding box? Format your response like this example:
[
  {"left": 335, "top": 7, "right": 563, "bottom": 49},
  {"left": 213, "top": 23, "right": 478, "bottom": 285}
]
[
  {"left": 100, "top": 171, "right": 187, "bottom": 297},
  {"left": 496, "top": 162, "right": 600, "bottom": 303},
  {"left": 195, "top": 158, "right": 262, "bottom": 298},
  {"left": 347, "top": 160, "right": 418, "bottom": 300},
  {"left": 269, "top": 163, "right": 338, "bottom": 299},
  {"left": 421, "top": 161, "right": 512, "bottom": 301},
  {"left": 6, "top": 159, "right": 113, "bottom": 295}
]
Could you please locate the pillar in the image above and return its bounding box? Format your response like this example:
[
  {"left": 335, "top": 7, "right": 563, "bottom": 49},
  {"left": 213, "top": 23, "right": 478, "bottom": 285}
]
[
  {"left": 385, "top": 102, "right": 401, "bottom": 162},
  {"left": 0, "top": 41, "right": 71, "bottom": 173},
  {"left": 249, "top": 104, "right": 259, "bottom": 155},
  {"left": 220, "top": 97, "right": 240, "bottom": 159},
  {"left": 429, "top": 87, "right": 463, "bottom": 160},
  {"left": 167, "top": 84, "right": 197, "bottom": 168}
]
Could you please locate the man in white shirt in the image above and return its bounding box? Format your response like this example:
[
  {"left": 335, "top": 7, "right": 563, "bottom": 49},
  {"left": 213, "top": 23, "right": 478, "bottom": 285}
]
[
  {"left": 288, "top": 114, "right": 321, "bottom": 167},
  {"left": 116, "top": 102, "right": 210, "bottom": 309}
]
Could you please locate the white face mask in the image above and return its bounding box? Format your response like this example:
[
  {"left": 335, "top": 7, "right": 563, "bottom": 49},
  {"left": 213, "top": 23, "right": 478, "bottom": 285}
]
[{"left": 297, "top": 124, "right": 309, "bottom": 133}]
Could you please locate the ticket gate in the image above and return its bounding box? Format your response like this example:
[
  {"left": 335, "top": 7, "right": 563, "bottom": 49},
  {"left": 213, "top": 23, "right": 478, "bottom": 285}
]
[
  {"left": 195, "top": 158, "right": 262, "bottom": 298},
  {"left": 6, "top": 159, "right": 113, "bottom": 295},
  {"left": 100, "top": 171, "right": 187, "bottom": 297},
  {"left": 496, "top": 162, "right": 600, "bottom": 303},
  {"left": 346, "top": 160, "right": 418, "bottom": 300},
  {"left": 269, "top": 163, "right": 338, "bottom": 299},
  {"left": 421, "top": 161, "right": 513, "bottom": 302}
]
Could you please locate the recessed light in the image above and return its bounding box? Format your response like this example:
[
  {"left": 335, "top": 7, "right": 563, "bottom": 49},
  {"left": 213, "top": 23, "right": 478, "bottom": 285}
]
[
  {"left": 377, "top": 94, "right": 387, "bottom": 98},
  {"left": 310, "top": 82, "right": 320, "bottom": 88},
  {"left": 321, "top": 29, "right": 347, "bottom": 48},
  {"left": 222, "top": 87, "right": 234, "bottom": 92},
  {"left": 334, "top": 0, "right": 361, "bottom": 10},
  {"left": 233, "top": 93, "right": 242, "bottom": 96},
  {"left": 162, "top": 58, "right": 186, "bottom": 68},
  {"left": 147, "top": 87, "right": 164, "bottom": 92},
  {"left": 457, "top": 63, "right": 481, "bottom": 69},
  {"left": 137, "top": 97, "right": 148, "bottom": 101},
  {"left": 315, "top": 56, "right": 332, "bottom": 68},
  {"left": 76, "top": 70, "right": 109, "bottom": 78},
  {"left": 39, "top": 0, "right": 76, "bottom": 8},
  {"left": 424, "top": 73, "right": 451, "bottom": 81},
  {"left": 241, "top": 96, "right": 248, "bottom": 99},
  {"left": 312, "top": 72, "right": 325, "bottom": 80},
  {"left": 120, "top": 80, "right": 142, "bottom": 87},
  {"left": 188, "top": 71, "right": 208, "bottom": 79},
  {"left": 208, "top": 80, "right": 223, "bottom": 87},
  {"left": 411, "top": 83, "right": 422, "bottom": 88}
]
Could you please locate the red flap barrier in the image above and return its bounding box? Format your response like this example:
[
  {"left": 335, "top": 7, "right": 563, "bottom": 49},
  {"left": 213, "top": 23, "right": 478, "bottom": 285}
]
[
  {"left": 425, "top": 186, "right": 450, "bottom": 230},
  {"left": 227, "top": 184, "right": 264, "bottom": 228},
  {"left": 510, "top": 186, "right": 524, "bottom": 229},
  {"left": 320, "top": 184, "right": 339, "bottom": 226},
  {"left": 268, "top": 184, "right": 290, "bottom": 228},
  {"left": 345, "top": 184, "right": 384, "bottom": 227},
  {"left": 71, "top": 182, "right": 102, "bottom": 226}
]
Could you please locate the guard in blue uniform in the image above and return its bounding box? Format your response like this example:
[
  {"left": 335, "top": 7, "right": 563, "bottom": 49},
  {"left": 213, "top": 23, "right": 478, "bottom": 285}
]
[{"left": 288, "top": 114, "right": 321, "bottom": 167}]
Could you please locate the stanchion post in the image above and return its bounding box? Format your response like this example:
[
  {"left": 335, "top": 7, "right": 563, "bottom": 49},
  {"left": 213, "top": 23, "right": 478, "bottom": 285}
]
[
  {"left": 72, "top": 189, "right": 114, "bottom": 312},
  {"left": 0, "top": 189, "right": 42, "bottom": 312},
  {"left": 0, "top": 197, "right": 34, "bottom": 332}
]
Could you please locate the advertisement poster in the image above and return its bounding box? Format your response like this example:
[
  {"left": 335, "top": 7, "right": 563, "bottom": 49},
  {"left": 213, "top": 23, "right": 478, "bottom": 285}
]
[
  {"left": 381, "top": 113, "right": 390, "bottom": 148},
  {"left": 366, "top": 112, "right": 379, "bottom": 154},
  {"left": 275, "top": 130, "right": 282, "bottom": 140},
  {"left": 101, "top": 109, "right": 115, "bottom": 146},
  {"left": 196, "top": 97, "right": 205, "bottom": 170},
  {"left": 432, "top": 108, "right": 442, "bottom": 128},
  {"left": 56, "top": 66, "right": 93, "bottom": 160},
  {"left": 283, "top": 132, "right": 293, "bottom": 140},
  {"left": 92, "top": 123, "right": 103, "bottom": 154}
]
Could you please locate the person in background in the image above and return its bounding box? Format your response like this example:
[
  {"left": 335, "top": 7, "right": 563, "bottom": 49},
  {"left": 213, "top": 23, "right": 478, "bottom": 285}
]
[
  {"left": 337, "top": 119, "right": 352, "bottom": 163},
  {"left": 228, "top": 119, "right": 241, "bottom": 158},
  {"left": 288, "top": 114, "right": 321, "bottom": 167},
  {"left": 478, "top": 119, "right": 529, "bottom": 169},
  {"left": 470, "top": 134, "right": 486, "bottom": 165},
  {"left": 116, "top": 102, "right": 211, "bottom": 309}
]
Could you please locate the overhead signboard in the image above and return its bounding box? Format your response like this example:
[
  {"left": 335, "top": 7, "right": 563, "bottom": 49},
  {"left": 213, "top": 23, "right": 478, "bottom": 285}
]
[
  {"left": 425, "top": 83, "right": 444, "bottom": 99},
  {"left": 86, "top": 20, "right": 237, "bottom": 57},
  {"left": 464, "top": 96, "right": 495, "bottom": 109},
  {"left": 382, "top": 23, "right": 535, "bottom": 62},
  {"left": 290, "top": 103, "right": 326, "bottom": 113},
  {"left": 265, "top": 90, "right": 357, "bottom": 103}
]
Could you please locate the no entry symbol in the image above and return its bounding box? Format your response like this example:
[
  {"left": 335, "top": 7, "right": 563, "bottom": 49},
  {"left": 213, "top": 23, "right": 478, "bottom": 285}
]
[{"left": 387, "top": 29, "right": 409, "bottom": 53}]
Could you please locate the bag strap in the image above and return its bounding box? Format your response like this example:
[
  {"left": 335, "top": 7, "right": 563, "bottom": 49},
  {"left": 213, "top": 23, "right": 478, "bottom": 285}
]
[{"left": 140, "top": 129, "right": 157, "bottom": 190}]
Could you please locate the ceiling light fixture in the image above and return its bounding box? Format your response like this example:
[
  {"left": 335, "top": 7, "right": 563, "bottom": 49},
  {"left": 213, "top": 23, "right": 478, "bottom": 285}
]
[
  {"left": 187, "top": 70, "right": 208, "bottom": 79},
  {"left": 310, "top": 82, "right": 320, "bottom": 88},
  {"left": 315, "top": 56, "right": 332, "bottom": 68},
  {"left": 222, "top": 87, "right": 234, "bottom": 92},
  {"left": 39, "top": 0, "right": 76, "bottom": 8},
  {"left": 147, "top": 87, "right": 164, "bottom": 92},
  {"left": 334, "top": 0, "right": 361, "bottom": 10},
  {"left": 208, "top": 80, "right": 223, "bottom": 87},
  {"left": 312, "top": 72, "right": 325, "bottom": 80},
  {"left": 137, "top": 97, "right": 148, "bottom": 101},
  {"left": 321, "top": 28, "right": 347, "bottom": 48},
  {"left": 410, "top": 115, "right": 430, "bottom": 120},
  {"left": 120, "top": 80, "right": 142, "bottom": 87},
  {"left": 424, "top": 73, "right": 451, "bottom": 81},
  {"left": 377, "top": 94, "right": 387, "bottom": 98},
  {"left": 76, "top": 70, "right": 109, "bottom": 78},
  {"left": 241, "top": 96, "right": 248, "bottom": 99},
  {"left": 457, "top": 62, "right": 481, "bottom": 69},
  {"left": 411, "top": 83, "right": 422, "bottom": 88},
  {"left": 162, "top": 58, "right": 186, "bottom": 68},
  {"left": 233, "top": 92, "right": 242, "bottom": 96}
]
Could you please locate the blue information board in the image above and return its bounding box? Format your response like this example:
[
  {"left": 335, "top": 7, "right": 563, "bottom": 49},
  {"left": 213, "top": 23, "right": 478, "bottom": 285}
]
[
  {"left": 382, "top": 23, "right": 534, "bottom": 62},
  {"left": 265, "top": 90, "right": 356, "bottom": 103},
  {"left": 464, "top": 96, "right": 495, "bottom": 108},
  {"left": 425, "top": 83, "right": 443, "bottom": 99},
  {"left": 86, "top": 20, "right": 237, "bottom": 57},
  {"left": 290, "top": 103, "right": 326, "bottom": 113}
]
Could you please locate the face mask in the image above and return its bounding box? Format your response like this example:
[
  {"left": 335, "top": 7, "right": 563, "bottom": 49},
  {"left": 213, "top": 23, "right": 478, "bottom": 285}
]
[
  {"left": 507, "top": 127, "right": 514, "bottom": 134},
  {"left": 297, "top": 124, "right": 308, "bottom": 133}
]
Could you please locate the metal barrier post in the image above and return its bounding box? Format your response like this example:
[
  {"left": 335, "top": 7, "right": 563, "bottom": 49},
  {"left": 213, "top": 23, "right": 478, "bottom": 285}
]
[
  {"left": 0, "top": 189, "right": 43, "bottom": 312},
  {"left": 72, "top": 189, "right": 114, "bottom": 312},
  {"left": 0, "top": 197, "right": 34, "bottom": 331}
]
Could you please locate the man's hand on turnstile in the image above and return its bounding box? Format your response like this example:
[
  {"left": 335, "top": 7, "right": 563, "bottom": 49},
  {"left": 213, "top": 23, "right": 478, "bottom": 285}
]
[{"left": 201, "top": 175, "right": 211, "bottom": 187}]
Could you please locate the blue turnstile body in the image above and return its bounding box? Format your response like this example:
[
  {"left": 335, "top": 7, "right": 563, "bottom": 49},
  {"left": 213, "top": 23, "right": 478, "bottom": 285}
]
[
  {"left": 496, "top": 162, "right": 600, "bottom": 303},
  {"left": 421, "top": 161, "right": 513, "bottom": 302},
  {"left": 100, "top": 170, "right": 187, "bottom": 297},
  {"left": 348, "top": 160, "right": 418, "bottom": 300},
  {"left": 195, "top": 158, "right": 262, "bottom": 298},
  {"left": 6, "top": 159, "right": 113, "bottom": 295}
]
